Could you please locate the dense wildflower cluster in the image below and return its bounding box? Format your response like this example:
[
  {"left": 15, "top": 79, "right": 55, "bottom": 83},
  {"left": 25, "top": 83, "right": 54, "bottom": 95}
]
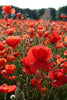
[{"left": 0, "top": 5, "right": 67, "bottom": 100}]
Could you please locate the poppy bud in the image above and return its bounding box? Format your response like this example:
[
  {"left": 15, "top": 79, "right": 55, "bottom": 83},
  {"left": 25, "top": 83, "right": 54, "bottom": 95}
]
[{"left": 17, "top": 13, "right": 21, "bottom": 19}]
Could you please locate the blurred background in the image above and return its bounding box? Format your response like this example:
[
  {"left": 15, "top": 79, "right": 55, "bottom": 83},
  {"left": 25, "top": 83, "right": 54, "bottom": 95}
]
[{"left": 0, "top": 0, "right": 67, "bottom": 20}]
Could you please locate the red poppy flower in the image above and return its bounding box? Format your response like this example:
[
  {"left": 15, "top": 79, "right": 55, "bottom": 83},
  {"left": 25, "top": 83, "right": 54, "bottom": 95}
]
[
  {"left": 14, "top": 51, "right": 19, "bottom": 58},
  {"left": 55, "top": 54, "right": 60, "bottom": 59},
  {"left": 0, "top": 58, "right": 7, "bottom": 66},
  {"left": 27, "top": 45, "right": 52, "bottom": 62},
  {"left": 44, "top": 31, "right": 49, "bottom": 37},
  {"left": 49, "top": 68, "right": 65, "bottom": 80},
  {"left": 6, "top": 36, "right": 21, "bottom": 49},
  {"left": 0, "top": 44, "right": 5, "bottom": 51},
  {"left": 13, "top": 51, "right": 19, "bottom": 60},
  {"left": 0, "top": 84, "right": 16, "bottom": 93},
  {"left": 37, "top": 29, "right": 43, "bottom": 37},
  {"left": 0, "top": 70, "right": 8, "bottom": 79},
  {"left": 17, "top": 13, "right": 21, "bottom": 19},
  {"left": 2, "top": 5, "right": 15, "bottom": 14},
  {"left": 5, "top": 64, "right": 16, "bottom": 75},
  {"left": 61, "top": 14, "right": 64, "bottom": 18},
  {"left": 53, "top": 79, "right": 64, "bottom": 87},
  {"left": 49, "top": 32, "right": 61, "bottom": 44},
  {"left": 6, "top": 18, "right": 13, "bottom": 26},
  {"left": 61, "top": 62, "right": 67, "bottom": 68},
  {"left": 31, "top": 78, "right": 42, "bottom": 89},
  {"left": 61, "top": 14, "right": 67, "bottom": 18},
  {"left": 29, "top": 22, "right": 35, "bottom": 28},
  {"left": 6, "top": 28, "right": 14, "bottom": 35},
  {"left": 2, "top": 5, "right": 11, "bottom": 14},
  {"left": 56, "top": 42, "right": 64, "bottom": 48},
  {"left": 53, "top": 75, "right": 67, "bottom": 87},
  {"left": 30, "top": 78, "right": 37, "bottom": 87},
  {"left": 31, "top": 78, "right": 46, "bottom": 93},
  {"left": 27, "top": 28, "right": 34, "bottom": 38},
  {"left": 61, "top": 62, "right": 67, "bottom": 73},
  {"left": 22, "top": 17, "right": 24, "bottom": 20},
  {"left": 11, "top": 8, "right": 15, "bottom": 15},
  {"left": 21, "top": 45, "right": 52, "bottom": 74},
  {"left": 0, "top": 50, "right": 5, "bottom": 58}
]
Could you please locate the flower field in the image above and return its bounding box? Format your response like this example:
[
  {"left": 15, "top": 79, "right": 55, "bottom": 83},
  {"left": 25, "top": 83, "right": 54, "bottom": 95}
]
[{"left": 0, "top": 5, "right": 67, "bottom": 100}]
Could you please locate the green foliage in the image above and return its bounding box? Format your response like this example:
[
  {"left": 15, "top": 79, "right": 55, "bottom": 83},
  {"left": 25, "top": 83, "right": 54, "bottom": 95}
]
[
  {"left": 50, "top": 8, "right": 56, "bottom": 20},
  {"left": 56, "top": 6, "right": 67, "bottom": 20}
]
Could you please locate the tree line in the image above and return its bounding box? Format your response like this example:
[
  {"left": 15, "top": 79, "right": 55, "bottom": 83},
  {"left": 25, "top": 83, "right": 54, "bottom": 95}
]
[{"left": 0, "top": 5, "right": 67, "bottom": 20}]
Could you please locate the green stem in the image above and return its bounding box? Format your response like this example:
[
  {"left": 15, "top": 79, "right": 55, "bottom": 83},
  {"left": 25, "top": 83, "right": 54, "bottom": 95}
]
[
  {"left": 47, "top": 86, "right": 54, "bottom": 100},
  {"left": 4, "top": 93, "right": 7, "bottom": 100}
]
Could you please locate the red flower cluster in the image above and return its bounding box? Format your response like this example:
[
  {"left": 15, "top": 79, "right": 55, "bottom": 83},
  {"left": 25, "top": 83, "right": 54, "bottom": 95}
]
[
  {"left": 21, "top": 45, "right": 52, "bottom": 75},
  {"left": 31, "top": 78, "right": 46, "bottom": 93},
  {"left": 0, "top": 5, "right": 67, "bottom": 97},
  {"left": 49, "top": 68, "right": 67, "bottom": 87}
]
